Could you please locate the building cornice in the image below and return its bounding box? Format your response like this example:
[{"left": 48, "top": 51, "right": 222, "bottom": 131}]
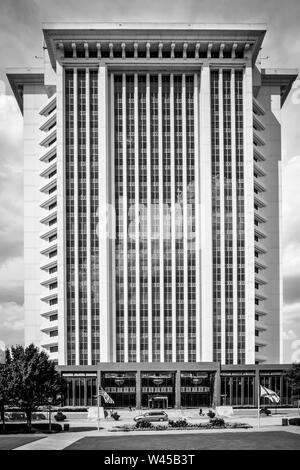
[
  {"left": 6, "top": 67, "right": 44, "bottom": 113},
  {"left": 261, "top": 68, "right": 298, "bottom": 106},
  {"left": 43, "top": 22, "right": 266, "bottom": 69}
]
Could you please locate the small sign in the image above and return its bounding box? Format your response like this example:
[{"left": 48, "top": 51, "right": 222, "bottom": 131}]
[
  {"left": 215, "top": 406, "right": 234, "bottom": 417},
  {"left": 87, "top": 406, "right": 105, "bottom": 421},
  {"left": 0, "top": 341, "right": 5, "bottom": 364}
]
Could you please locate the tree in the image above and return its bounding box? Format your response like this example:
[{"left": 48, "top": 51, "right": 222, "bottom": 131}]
[
  {"left": 285, "top": 363, "right": 300, "bottom": 398},
  {"left": 0, "top": 350, "right": 12, "bottom": 433},
  {"left": 6, "top": 344, "right": 64, "bottom": 432}
]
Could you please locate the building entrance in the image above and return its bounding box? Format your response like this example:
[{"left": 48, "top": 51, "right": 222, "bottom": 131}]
[{"left": 148, "top": 396, "right": 168, "bottom": 409}]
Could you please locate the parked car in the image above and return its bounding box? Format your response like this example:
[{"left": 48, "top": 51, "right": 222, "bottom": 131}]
[
  {"left": 134, "top": 411, "right": 168, "bottom": 423},
  {"left": 5, "top": 412, "right": 26, "bottom": 422},
  {"left": 54, "top": 411, "right": 67, "bottom": 422},
  {"left": 32, "top": 412, "right": 47, "bottom": 421}
]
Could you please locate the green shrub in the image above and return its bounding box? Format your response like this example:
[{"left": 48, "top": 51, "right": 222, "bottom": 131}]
[
  {"left": 135, "top": 419, "right": 152, "bottom": 429},
  {"left": 289, "top": 418, "right": 300, "bottom": 426},
  {"left": 169, "top": 419, "right": 188, "bottom": 428},
  {"left": 209, "top": 417, "right": 225, "bottom": 427}
]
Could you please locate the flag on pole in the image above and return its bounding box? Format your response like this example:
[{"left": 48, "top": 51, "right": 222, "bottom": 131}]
[
  {"left": 98, "top": 386, "right": 115, "bottom": 404},
  {"left": 260, "top": 385, "right": 280, "bottom": 404}
]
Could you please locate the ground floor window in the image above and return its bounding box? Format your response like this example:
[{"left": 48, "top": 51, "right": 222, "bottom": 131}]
[
  {"left": 63, "top": 374, "right": 97, "bottom": 407},
  {"left": 101, "top": 372, "right": 136, "bottom": 408},
  {"left": 141, "top": 372, "right": 175, "bottom": 408},
  {"left": 260, "top": 373, "right": 295, "bottom": 406},
  {"left": 180, "top": 371, "right": 214, "bottom": 407},
  {"left": 221, "top": 374, "right": 255, "bottom": 406}
]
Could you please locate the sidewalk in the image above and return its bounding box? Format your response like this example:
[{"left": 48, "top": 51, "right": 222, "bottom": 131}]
[{"left": 13, "top": 407, "right": 300, "bottom": 450}]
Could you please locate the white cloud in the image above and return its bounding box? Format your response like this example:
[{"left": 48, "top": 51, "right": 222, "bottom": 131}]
[
  {"left": 0, "top": 301, "right": 24, "bottom": 346},
  {"left": 282, "top": 156, "right": 300, "bottom": 277},
  {"left": 0, "top": 256, "right": 23, "bottom": 289},
  {"left": 283, "top": 302, "right": 300, "bottom": 322},
  {"left": 283, "top": 329, "right": 297, "bottom": 341}
]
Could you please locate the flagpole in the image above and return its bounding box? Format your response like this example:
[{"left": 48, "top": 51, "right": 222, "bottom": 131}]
[
  {"left": 257, "top": 379, "right": 260, "bottom": 428},
  {"left": 97, "top": 391, "right": 100, "bottom": 432}
]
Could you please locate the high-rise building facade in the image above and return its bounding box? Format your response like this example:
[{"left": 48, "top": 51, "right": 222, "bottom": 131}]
[{"left": 7, "top": 23, "right": 297, "bottom": 371}]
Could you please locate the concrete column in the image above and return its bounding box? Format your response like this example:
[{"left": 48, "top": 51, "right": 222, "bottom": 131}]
[
  {"left": 230, "top": 69, "right": 238, "bottom": 365},
  {"left": 218, "top": 68, "right": 226, "bottom": 365},
  {"left": 170, "top": 74, "right": 176, "bottom": 362},
  {"left": 56, "top": 60, "right": 66, "bottom": 365},
  {"left": 158, "top": 73, "right": 164, "bottom": 362},
  {"left": 122, "top": 73, "right": 128, "bottom": 363},
  {"left": 229, "top": 376, "right": 233, "bottom": 406},
  {"left": 98, "top": 65, "right": 110, "bottom": 362},
  {"left": 255, "top": 368, "right": 260, "bottom": 407},
  {"left": 86, "top": 67, "right": 92, "bottom": 365},
  {"left": 73, "top": 68, "right": 80, "bottom": 365},
  {"left": 110, "top": 73, "right": 117, "bottom": 362},
  {"left": 199, "top": 66, "right": 213, "bottom": 362},
  {"left": 146, "top": 73, "right": 152, "bottom": 362},
  {"left": 243, "top": 63, "right": 255, "bottom": 364},
  {"left": 134, "top": 73, "right": 140, "bottom": 362},
  {"left": 194, "top": 72, "right": 201, "bottom": 362},
  {"left": 213, "top": 368, "right": 221, "bottom": 407},
  {"left": 136, "top": 370, "right": 141, "bottom": 409},
  {"left": 182, "top": 74, "right": 188, "bottom": 362},
  {"left": 97, "top": 369, "right": 101, "bottom": 392},
  {"left": 175, "top": 370, "right": 181, "bottom": 408}
]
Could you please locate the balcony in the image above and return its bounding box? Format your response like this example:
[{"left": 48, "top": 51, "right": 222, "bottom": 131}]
[
  {"left": 40, "top": 194, "right": 57, "bottom": 211},
  {"left": 255, "top": 291, "right": 267, "bottom": 301},
  {"left": 254, "top": 227, "right": 267, "bottom": 239},
  {"left": 253, "top": 130, "right": 266, "bottom": 147},
  {"left": 255, "top": 352, "right": 268, "bottom": 363},
  {"left": 254, "top": 212, "right": 267, "bottom": 224},
  {"left": 40, "top": 275, "right": 58, "bottom": 288},
  {"left": 40, "top": 259, "right": 57, "bottom": 272},
  {"left": 40, "top": 210, "right": 57, "bottom": 226},
  {"left": 254, "top": 145, "right": 266, "bottom": 162},
  {"left": 255, "top": 320, "right": 267, "bottom": 331},
  {"left": 255, "top": 307, "right": 268, "bottom": 316},
  {"left": 40, "top": 242, "right": 57, "bottom": 257},
  {"left": 39, "top": 94, "right": 56, "bottom": 117},
  {"left": 255, "top": 259, "right": 267, "bottom": 271},
  {"left": 39, "top": 129, "right": 56, "bottom": 148},
  {"left": 255, "top": 336, "right": 268, "bottom": 347},
  {"left": 253, "top": 114, "right": 266, "bottom": 131},
  {"left": 255, "top": 272, "right": 267, "bottom": 285},
  {"left": 40, "top": 162, "right": 57, "bottom": 179},
  {"left": 41, "top": 337, "right": 58, "bottom": 349},
  {"left": 255, "top": 242, "right": 267, "bottom": 255},
  {"left": 253, "top": 96, "right": 266, "bottom": 116},
  {"left": 40, "top": 227, "right": 57, "bottom": 242},
  {"left": 39, "top": 113, "right": 56, "bottom": 133},
  {"left": 254, "top": 162, "right": 266, "bottom": 178},
  {"left": 254, "top": 179, "right": 266, "bottom": 193},
  {"left": 40, "top": 291, "right": 57, "bottom": 304},
  {"left": 254, "top": 194, "right": 266, "bottom": 208},
  {"left": 40, "top": 178, "right": 57, "bottom": 195},
  {"left": 39, "top": 143, "right": 56, "bottom": 163},
  {"left": 41, "top": 307, "right": 58, "bottom": 318}
]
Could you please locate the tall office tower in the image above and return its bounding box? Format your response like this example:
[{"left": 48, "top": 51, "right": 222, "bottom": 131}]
[{"left": 7, "top": 23, "right": 297, "bottom": 367}]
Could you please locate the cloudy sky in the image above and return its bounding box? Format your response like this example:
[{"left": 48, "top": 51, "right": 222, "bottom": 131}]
[{"left": 0, "top": 0, "right": 300, "bottom": 362}]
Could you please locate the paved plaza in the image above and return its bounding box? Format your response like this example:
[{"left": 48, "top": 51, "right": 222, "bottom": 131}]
[{"left": 0, "top": 408, "right": 299, "bottom": 450}]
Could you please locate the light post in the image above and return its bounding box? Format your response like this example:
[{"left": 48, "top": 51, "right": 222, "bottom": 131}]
[{"left": 47, "top": 397, "right": 53, "bottom": 433}]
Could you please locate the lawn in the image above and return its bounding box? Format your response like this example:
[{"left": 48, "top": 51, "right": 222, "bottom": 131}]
[
  {"left": 65, "top": 431, "right": 300, "bottom": 450},
  {"left": 0, "top": 435, "right": 46, "bottom": 450}
]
